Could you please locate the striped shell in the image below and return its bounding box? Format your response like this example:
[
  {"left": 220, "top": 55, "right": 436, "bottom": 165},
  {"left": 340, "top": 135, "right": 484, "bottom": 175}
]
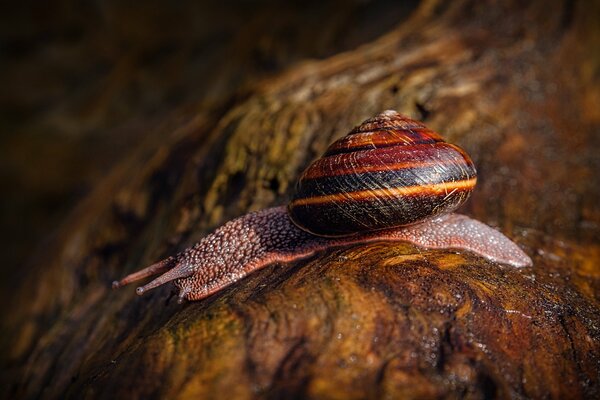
[{"left": 288, "top": 110, "right": 477, "bottom": 236}]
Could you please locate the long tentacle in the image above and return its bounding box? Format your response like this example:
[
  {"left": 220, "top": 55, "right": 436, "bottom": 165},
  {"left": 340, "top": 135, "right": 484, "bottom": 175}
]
[
  {"left": 135, "top": 260, "right": 195, "bottom": 296},
  {"left": 112, "top": 256, "right": 175, "bottom": 289}
]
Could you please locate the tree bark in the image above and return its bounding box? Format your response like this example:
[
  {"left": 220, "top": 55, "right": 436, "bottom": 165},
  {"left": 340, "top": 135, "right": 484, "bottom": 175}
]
[{"left": 2, "top": 0, "right": 600, "bottom": 399}]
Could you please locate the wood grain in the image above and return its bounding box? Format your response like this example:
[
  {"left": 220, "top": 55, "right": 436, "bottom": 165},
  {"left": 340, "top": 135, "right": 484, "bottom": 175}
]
[{"left": 1, "top": 0, "right": 599, "bottom": 398}]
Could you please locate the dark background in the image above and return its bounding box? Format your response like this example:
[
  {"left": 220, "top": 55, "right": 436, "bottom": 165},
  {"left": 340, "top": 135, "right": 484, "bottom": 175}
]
[{"left": 0, "top": 0, "right": 417, "bottom": 290}]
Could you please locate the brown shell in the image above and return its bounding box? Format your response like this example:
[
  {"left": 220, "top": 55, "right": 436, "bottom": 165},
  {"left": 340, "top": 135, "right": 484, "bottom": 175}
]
[{"left": 288, "top": 110, "right": 477, "bottom": 236}]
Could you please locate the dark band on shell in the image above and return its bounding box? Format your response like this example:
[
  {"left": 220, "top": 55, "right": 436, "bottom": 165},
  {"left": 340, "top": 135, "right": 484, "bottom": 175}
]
[{"left": 288, "top": 110, "right": 477, "bottom": 236}]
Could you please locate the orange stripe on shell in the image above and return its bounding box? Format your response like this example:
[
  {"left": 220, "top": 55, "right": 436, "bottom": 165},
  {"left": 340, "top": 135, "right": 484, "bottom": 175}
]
[{"left": 290, "top": 177, "right": 477, "bottom": 206}]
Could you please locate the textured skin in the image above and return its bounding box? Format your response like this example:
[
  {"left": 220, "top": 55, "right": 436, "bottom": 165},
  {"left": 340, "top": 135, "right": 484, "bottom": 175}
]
[{"left": 115, "top": 206, "right": 532, "bottom": 302}]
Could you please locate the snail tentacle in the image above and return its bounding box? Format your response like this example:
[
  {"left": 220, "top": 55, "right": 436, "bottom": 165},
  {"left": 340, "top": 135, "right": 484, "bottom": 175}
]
[{"left": 111, "top": 256, "right": 175, "bottom": 289}]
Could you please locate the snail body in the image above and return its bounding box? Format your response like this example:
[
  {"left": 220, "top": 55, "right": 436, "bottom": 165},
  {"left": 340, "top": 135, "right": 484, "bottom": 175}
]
[{"left": 113, "top": 111, "right": 532, "bottom": 303}]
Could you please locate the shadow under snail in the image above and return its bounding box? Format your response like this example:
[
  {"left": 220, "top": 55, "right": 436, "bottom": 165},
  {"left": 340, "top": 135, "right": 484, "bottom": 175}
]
[{"left": 113, "top": 110, "right": 532, "bottom": 303}]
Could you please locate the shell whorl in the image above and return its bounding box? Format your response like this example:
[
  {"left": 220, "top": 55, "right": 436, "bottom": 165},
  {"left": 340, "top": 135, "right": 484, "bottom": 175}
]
[{"left": 288, "top": 110, "right": 477, "bottom": 236}]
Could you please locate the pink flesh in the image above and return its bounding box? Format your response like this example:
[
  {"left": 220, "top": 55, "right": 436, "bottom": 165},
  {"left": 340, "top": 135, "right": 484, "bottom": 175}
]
[{"left": 113, "top": 206, "right": 532, "bottom": 302}]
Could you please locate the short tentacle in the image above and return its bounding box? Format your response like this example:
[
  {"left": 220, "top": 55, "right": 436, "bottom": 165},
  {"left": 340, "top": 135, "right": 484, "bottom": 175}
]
[{"left": 177, "top": 290, "right": 189, "bottom": 304}]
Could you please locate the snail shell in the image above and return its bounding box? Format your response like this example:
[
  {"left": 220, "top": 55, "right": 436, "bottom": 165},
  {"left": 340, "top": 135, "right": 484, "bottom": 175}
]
[{"left": 288, "top": 110, "right": 477, "bottom": 236}]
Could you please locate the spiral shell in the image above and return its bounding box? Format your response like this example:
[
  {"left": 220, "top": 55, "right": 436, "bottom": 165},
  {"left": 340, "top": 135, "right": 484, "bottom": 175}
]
[{"left": 288, "top": 110, "right": 477, "bottom": 236}]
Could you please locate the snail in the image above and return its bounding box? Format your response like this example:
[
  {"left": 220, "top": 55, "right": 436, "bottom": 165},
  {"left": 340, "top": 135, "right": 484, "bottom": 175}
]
[{"left": 113, "top": 110, "right": 532, "bottom": 303}]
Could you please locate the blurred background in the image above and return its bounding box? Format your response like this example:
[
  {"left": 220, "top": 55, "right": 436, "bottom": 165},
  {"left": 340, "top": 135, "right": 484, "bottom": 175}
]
[{"left": 0, "top": 0, "right": 418, "bottom": 290}]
